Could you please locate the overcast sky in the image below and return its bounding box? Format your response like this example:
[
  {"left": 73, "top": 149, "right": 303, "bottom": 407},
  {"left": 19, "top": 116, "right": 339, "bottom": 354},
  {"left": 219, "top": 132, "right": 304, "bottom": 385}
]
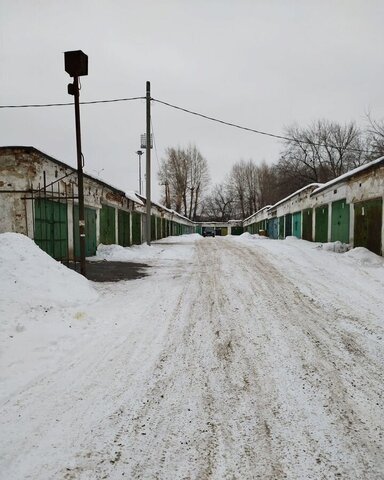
[{"left": 1, "top": 0, "right": 384, "bottom": 201}]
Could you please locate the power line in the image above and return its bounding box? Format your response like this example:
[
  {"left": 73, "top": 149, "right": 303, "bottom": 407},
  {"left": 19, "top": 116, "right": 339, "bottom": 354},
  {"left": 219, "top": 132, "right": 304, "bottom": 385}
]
[
  {"left": 0, "top": 96, "right": 145, "bottom": 109},
  {"left": 0, "top": 94, "right": 377, "bottom": 154},
  {"left": 152, "top": 98, "right": 373, "bottom": 155},
  {"left": 152, "top": 98, "right": 291, "bottom": 142}
]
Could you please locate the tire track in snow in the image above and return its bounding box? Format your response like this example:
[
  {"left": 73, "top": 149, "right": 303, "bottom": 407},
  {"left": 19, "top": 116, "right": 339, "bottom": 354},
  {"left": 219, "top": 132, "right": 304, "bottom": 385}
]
[
  {"left": 62, "top": 237, "right": 383, "bottom": 479},
  {"left": 221, "top": 238, "right": 384, "bottom": 479},
  {"left": 10, "top": 237, "right": 382, "bottom": 479}
]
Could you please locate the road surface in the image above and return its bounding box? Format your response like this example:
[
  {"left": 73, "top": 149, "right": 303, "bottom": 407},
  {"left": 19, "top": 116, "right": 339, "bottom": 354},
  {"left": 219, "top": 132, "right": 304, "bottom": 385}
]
[{"left": 1, "top": 237, "right": 383, "bottom": 479}]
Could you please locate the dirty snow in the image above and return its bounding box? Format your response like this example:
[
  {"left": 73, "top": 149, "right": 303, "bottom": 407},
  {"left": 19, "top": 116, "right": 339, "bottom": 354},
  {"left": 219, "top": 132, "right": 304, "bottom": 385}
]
[{"left": 1, "top": 233, "right": 383, "bottom": 479}]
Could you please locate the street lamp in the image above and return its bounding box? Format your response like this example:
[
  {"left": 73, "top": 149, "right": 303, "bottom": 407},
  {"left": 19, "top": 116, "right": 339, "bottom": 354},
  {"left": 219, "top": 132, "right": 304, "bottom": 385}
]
[
  {"left": 64, "top": 49, "right": 88, "bottom": 277},
  {"left": 136, "top": 150, "right": 143, "bottom": 195}
]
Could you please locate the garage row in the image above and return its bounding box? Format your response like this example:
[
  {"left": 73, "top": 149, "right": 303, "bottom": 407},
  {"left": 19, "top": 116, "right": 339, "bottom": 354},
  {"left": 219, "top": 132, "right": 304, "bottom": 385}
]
[
  {"left": 243, "top": 158, "right": 384, "bottom": 256},
  {"left": 0, "top": 146, "right": 195, "bottom": 262},
  {"left": 1, "top": 148, "right": 383, "bottom": 259}
]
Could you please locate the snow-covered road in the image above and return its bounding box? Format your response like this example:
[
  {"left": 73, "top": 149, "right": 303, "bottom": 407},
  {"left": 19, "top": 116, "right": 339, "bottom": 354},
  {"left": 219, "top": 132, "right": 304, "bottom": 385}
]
[{"left": 1, "top": 234, "right": 383, "bottom": 479}]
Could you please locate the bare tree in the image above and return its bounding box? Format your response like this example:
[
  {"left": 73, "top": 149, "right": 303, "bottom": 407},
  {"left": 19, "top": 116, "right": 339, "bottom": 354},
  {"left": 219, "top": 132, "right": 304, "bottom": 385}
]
[
  {"left": 256, "top": 161, "right": 280, "bottom": 206},
  {"left": 201, "top": 182, "right": 234, "bottom": 221},
  {"left": 366, "top": 114, "right": 384, "bottom": 158},
  {"left": 158, "top": 144, "right": 210, "bottom": 219},
  {"left": 278, "top": 120, "right": 368, "bottom": 190},
  {"left": 226, "top": 159, "right": 277, "bottom": 219}
]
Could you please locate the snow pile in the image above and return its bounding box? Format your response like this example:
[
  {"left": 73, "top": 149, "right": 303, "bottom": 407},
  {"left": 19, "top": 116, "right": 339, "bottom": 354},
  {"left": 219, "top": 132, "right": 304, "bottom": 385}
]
[
  {"left": 94, "top": 242, "right": 171, "bottom": 262},
  {"left": 317, "top": 241, "right": 351, "bottom": 253},
  {"left": 94, "top": 234, "right": 200, "bottom": 263},
  {"left": 239, "top": 232, "right": 269, "bottom": 240},
  {"left": 155, "top": 233, "right": 203, "bottom": 243},
  {"left": 0, "top": 233, "right": 98, "bottom": 307},
  {"left": 344, "top": 247, "right": 384, "bottom": 266},
  {"left": 239, "top": 232, "right": 253, "bottom": 238},
  {"left": 95, "top": 243, "right": 145, "bottom": 261},
  {"left": 284, "top": 236, "right": 301, "bottom": 242}
]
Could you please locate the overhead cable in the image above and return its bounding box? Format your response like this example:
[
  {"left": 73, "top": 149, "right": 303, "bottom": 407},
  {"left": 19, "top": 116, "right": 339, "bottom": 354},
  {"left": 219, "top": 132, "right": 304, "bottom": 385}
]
[
  {"left": 151, "top": 98, "right": 373, "bottom": 154},
  {"left": 0, "top": 94, "right": 377, "bottom": 154},
  {"left": 0, "top": 96, "right": 145, "bottom": 109}
]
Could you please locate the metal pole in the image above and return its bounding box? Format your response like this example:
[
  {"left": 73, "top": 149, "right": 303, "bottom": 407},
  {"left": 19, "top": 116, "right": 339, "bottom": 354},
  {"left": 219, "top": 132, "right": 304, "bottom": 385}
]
[
  {"left": 146, "top": 81, "right": 151, "bottom": 246},
  {"left": 138, "top": 152, "right": 142, "bottom": 195},
  {"left": 73, "top": 76, "right": 86, "bottom": 276}
]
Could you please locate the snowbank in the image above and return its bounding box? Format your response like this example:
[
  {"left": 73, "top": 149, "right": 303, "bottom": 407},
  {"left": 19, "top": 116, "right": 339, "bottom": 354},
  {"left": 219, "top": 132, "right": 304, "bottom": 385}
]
[
  {"left": 155, "top": 233, "right": 203, "bottom": 244},
  {"left": 239, "top": 232, "right": 269, "bottom": 240},
  {"left": 344, "top": 247, "right": 384, "bottom": 266},
  {"left": 93, "top": 234, "right": 201, "bottom": 263},
  {"left": 95, "top": 243, "right": 147, "bottom": 261},
  {"left": 316, "top": 241, "right": 351, "bottom": 253},
  {"left": 0, "top": 233, "right": 98, "bottom": 307}
]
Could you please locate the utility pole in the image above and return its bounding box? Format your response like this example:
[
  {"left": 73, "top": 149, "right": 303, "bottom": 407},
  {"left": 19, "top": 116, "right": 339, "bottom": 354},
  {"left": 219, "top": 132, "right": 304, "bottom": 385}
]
[
  {"left": 146, "top": 81, "right": 151, "bottom": 246},
  {"left": 64, "top": 50, "right": 88, "bottom": 277}
]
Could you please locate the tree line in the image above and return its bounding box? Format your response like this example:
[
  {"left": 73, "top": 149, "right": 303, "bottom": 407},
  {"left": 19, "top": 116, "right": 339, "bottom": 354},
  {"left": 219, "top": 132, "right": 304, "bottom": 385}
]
[{"left": 158, "top": 116, "right": 384, "bottom": 221}]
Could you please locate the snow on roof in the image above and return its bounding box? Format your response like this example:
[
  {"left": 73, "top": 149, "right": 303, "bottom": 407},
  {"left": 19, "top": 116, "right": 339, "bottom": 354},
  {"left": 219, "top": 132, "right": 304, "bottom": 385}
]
[
  {"left": 311, "top": 156, "right": 384, "bottom": 195},
  {"left": 269, "top": 183, "right": 323, "bottom": 210},
  {"left": 125, "top": 191, "right": 144, "bottom": 205},
  {"left": 83, "top": 170, "right": 128, "bottom": 196},
  {"left": 134, "top": 194, "right": 195, "bottom": 223},
  {"left": 243, "top": 205, "right": 273, "bottom": 223}
]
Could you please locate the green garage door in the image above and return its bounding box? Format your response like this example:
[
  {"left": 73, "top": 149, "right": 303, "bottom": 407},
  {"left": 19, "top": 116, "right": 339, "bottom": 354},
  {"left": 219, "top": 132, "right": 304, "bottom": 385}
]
[
  {"left": 73, "top": 205, "right": 97, "bottom": 258},
  {"left": 161, "top": 218, "right": 165, "bottom": 239},
  {"left": 151, "top": 215, "right": 156, "bottom": 240},
  {"left": 292, "top": 212, "right": 302, "bottom": 238},
  {"left": 315, "top": 205, "right": 328, "bottom": 243},
  {"left": 231, "top": 226, "right": 244, "bottom": 236},
  {"left": 132, "top": 212, "right": 142, "bottom": 245},
  {"left": 100, "top": 205, "right": 116, "bottom": 244},
  {"left": 354, "top": 198, "right": 382, "bottom": 255},
  {"left": 279, "top": 216, "right": 285, "bottom": 239},
  {"left": 331, "top": 199, "right": 350, "bottom": 244},
  {"left": 118, "top": 210, "right": 130, "bottom": 247},
  {"left": 34, "top": 198, "right": 68, "bottom": 260}
]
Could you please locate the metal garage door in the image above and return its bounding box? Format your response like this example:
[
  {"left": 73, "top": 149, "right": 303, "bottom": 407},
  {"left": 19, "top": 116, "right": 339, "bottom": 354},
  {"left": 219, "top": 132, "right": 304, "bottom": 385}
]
[
  {"left": 34, "top": 198, "right": 68, "bottom": 260},
  {"left": 118, "top": 210, "right": 130, "bottom": 247},
  {"left": 100, "top": 205, "right": 116, "bottom": 245},
  {"left": 315, "top": 205, "right": 328, "bottom": 243},
  {"left": 292, "top": 212, "right": 302, "bottom": 238},
  {"left": 131, "top": 212, "right": 142, "bottom": 245},
  {"left": 73, "top": 205, "right": 97, "bottom": 258},
  {"left": 302, "top": 208, "right": 313, "bottom": 241},
  {"left": 354, "top": 198, "right": 382, "bottom": 255},
  {"left": 331, "top": 199, "right": 350, "bottom": 244}
]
